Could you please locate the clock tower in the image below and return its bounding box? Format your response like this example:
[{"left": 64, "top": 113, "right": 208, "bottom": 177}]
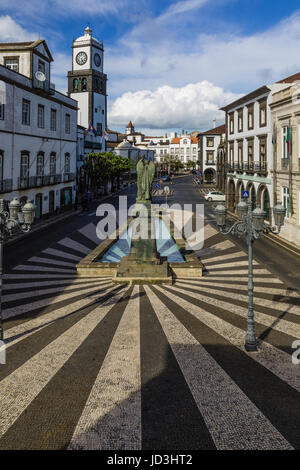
[{"left": 68, "top": 27, "right": 107, "bottom": 136}]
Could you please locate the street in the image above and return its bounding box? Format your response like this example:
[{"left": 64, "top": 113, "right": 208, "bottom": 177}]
[{"left": 0, "top": 176, "right": 300, "bottom": 450}]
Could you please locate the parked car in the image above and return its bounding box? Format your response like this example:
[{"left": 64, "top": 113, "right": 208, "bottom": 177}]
[
  {"left": 162, "top": 175, "right": 170, "bottom": 182},
  {"left": 204, "top": 191, "right": 225, "bottom": 202}
]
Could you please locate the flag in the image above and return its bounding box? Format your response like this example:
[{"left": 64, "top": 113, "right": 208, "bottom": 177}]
[
  {"left": 286, "top": 122, "right": 291, "bottom": 154},
  {"left": 103, "top": 130, "right": 109, "bottom": 141},
  {"left": 88, "top": 122, "right": 97, "bottom": 136}
]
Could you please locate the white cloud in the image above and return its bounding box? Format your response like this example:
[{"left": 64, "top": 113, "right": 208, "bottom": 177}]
[
  {"left": 0, "top": 15, "right": 36, "bottom": 41},
  {"left": 0, "top": 0, "right": 135, "bottom": 18},
  {"left": 109, "top": 81, "right": 240, "bottom": 130},
  {"left": 159, "top": 0, "right": 209, "bottom": 19}
]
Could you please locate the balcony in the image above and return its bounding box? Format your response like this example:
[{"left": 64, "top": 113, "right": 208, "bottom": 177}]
[
  {"left": 63, "top": 173, "right": 75, "bottom": 183},
  {"left": 0, "top": 179, "right": 13, "bottom": 193},
  {"left": 205, "top": 160, "right": 216, "bottom": 165},
  {"left": 17, "top": 174, "right": 62, "bottom": 189},
  {"left": 281, "top": 158, "right": 289, "bottom": 170},
  {"left": 254, "top": 162, "right": 267, "bottom": 174}
]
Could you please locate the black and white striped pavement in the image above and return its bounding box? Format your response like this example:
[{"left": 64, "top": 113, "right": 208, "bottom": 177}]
[{"left": 1, "top": 220, "right": 300, "bottom": 450}]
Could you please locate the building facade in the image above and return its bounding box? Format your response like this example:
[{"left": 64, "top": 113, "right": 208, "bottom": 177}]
[
  {"left": 270, "top": 84, "right": 300, "bottom": 245},
  {"left": 0, "top": 40, "right": 77, "bottom": 219},
  {"left": 198, "top": 124, "right": 225, "bottom": 183},
  {"left": 221, "top": 79, "right": 295, "bottom": 219}
]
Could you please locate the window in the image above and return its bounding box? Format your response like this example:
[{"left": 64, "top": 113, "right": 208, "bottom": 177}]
[
  {"left": 0, "top": 94, "right": 4, "bottom": 120},
  {"left": 50, "top": 153, "right": 56, "bottom": 175},
  {"left": 283, "top": 187, "right": 290, "bottom": 218},
  {"left": 22, "top": 99, "right": 30, "bottom": 125},
  {"left": 229, "top": 113, "right": 234, "bottom": 134},
  {"left": 4, "top": 58, "right": 19, "bottom": 72},
  {"left": 96, "top": 122, "right": 102, "bottom": 136},
  {"left": 20, "top": 152, "right": 29, "bottom": 178},
  {"left": 38, "top": 60, "right": 45, "bottom": 74},
  {"left": 38, "top": 105, "right": 45, "bottom": 129},
  {"left": 193, "top": 147, "right": 196, "bottom": 153},
  {"left": 238, "top": 109, "right": 243, "bottom": 132},
  {"left": 65, "top": 153, "right": 70, "bottom": 173},
  {"left": 206, "top": 151, "right": 214, "bottom": 163},
  {"left": 259, "top": 99, "right": 267, "bottom": 127},
  {"left": 238, "top": 142, "right": 243, "bottom": 166},
  {"left": 248, "top": 140, "right": 254, "bottom": 166},
  {"left": 207, "top": 137, "right": 214, "bottom": 147},
  {"left": 36, "top": 153, "right": 44, "bottom": 176},
  {"left": 73, "top": 78, "right": 79, "bottom": 92},
  {"left": 282, "top": 126, "right": 288, "bottom": 159},
  {"left": 50, "top": 109, "right": 56, "bottom": 131},
  {"left": 248, "top": 105, "right": 254, "bottom": 130},
  {"left": 259, "top": 139, "right": 267, "bottom": 164},
  {"left": 229, "top": 143, "right": 234, "bottom": 165},
  {"left": 65, "top": 114, "right": 70, "bottom": 134},
  {"left": 183, "top": 139, "right": 188, "bottom": 145}
]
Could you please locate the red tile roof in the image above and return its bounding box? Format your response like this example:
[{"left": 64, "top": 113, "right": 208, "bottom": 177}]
[
  {"left": 171, "top": 136, "right": 198, "bottom": 144},
  {"left": 200, "top": 124, "right": 225, "bottom": 135},
  {"left": 276, "top": 72, "right": 300, "bottom": 84}
]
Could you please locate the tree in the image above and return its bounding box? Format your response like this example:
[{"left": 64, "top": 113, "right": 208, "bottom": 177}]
[
  {"left": 83, "top": 151, "right": 132, "bottom": 195},
  {"left": 186, "top": 160, "right": 196, "bottom": 171}
]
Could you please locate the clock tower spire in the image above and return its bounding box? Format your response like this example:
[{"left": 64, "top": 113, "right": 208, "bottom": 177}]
[{"left": 68, "top": 27, "right": 107, "bottom": 138}]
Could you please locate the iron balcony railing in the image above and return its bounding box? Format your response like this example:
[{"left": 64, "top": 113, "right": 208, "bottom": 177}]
[
  {"left": 17, "top": 174, "right": 62, "bottom": 189},
  {"left": 0, "top": 179, "right": 13, "bottom": 193},
  {"left": 63, "top": 173, "right": 75, "bottom": 183}
]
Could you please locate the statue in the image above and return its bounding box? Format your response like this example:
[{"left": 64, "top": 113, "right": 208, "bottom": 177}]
[{"left": 136, "top": 158, "right": 155, "bottom": 202}]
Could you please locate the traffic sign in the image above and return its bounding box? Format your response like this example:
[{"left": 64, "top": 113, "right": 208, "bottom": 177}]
[
  {"left": 155, "top": 183, "right": 160, "bottom": 189},
  {"left": 242, "top": 190, "right": 249, "bottom": 198}
]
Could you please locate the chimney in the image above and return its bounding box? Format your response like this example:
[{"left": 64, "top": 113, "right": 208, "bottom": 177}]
[{"left": 213, "top": 118, "right": 216, "bottom": 129}]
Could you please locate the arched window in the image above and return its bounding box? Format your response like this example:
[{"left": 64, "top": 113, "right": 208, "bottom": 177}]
[
  {"left": 65, "top": 153, "right": 70, "bottom": 174},
  {"left": 73, "top": 78, "right": 79, "bottom": 92},
  {"left": 36, "top": 152, "right": 44, "bottom": 176},
  {"left": 82, "top": 78, "right": 87, "bottom": 91},
  {"left": 50, "top": 152, "right": 56, "bottom": 175}
]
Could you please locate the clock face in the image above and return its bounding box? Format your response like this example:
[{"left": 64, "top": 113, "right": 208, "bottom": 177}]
[
  {"left": 94, "top": 53, "right": 101, "bottom": 67},
  {"left": 76, "top": 51, "right": 87, "bottom": 66}
]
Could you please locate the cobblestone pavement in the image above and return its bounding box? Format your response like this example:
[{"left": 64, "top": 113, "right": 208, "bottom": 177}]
[{"left": 1, "top": 216, "right": 300, "bottom": 450}]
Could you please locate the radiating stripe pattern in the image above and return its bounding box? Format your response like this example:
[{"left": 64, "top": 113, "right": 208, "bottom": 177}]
[{"left": 0, "top": 221, "right": 299, "bottom": 450}]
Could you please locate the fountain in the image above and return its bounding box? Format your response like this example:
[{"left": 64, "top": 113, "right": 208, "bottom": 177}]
[{"left": 76, "top": 158, "right": 203, "bottom": 284}]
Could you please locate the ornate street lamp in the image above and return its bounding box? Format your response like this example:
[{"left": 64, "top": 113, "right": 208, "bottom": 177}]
[
  {"left": 215, "top": 199, "right": 285, "bottom": 351},
  {"left": 0, "top": 198, "right": 35, "bottom": 342}
]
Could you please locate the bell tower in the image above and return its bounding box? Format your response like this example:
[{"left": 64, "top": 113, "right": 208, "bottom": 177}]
[{"left": 68, "top": 27, "right": 107, "bottom": 135}]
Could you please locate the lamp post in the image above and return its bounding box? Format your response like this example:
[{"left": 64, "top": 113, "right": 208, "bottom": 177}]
[
  {"left": 0, "top": 198, "right": 35, "bottom": 341},
  {"left": 215, "top": 199, "right": 286, "bottom": 351}
]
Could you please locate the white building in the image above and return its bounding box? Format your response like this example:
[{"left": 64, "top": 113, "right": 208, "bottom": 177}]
[
  {"left": 120, "top": 122, "right": 199, "bottom": 166},
  {"left": 68, "top": 27, "right": 107, "bottom": 153},
  {"left": 270, "top": 77, "right": 300, "bottom": 246},
  {"left": 198, "top": 124, "right": 225, "bottom": 183},
  {"left": 0, "top": 40, "right": 77, "bottom": 219},
  {"left": 114, "top": 139, "right": 154, "bottom": 163},
  {"left": 221, "top": 77, "right": 295, "bottom": 219}
]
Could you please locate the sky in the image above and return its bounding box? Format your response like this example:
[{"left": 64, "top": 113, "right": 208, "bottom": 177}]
[{"left": 1, "top": 0, "right": 300, "bottom": 135}]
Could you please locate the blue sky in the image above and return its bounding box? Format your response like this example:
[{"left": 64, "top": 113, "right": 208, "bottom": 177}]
[{"left": 1, "top": 0, "right": 300, "bottom": 134}]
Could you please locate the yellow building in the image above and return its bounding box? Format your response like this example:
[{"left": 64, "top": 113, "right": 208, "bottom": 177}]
[{"left": 271, "top": 80, "right": 300, "bottom": 246}]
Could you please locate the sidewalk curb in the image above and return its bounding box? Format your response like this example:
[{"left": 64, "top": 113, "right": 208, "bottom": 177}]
[{"left": 226, "top": 210, "right": 300, "bottom": 259}]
